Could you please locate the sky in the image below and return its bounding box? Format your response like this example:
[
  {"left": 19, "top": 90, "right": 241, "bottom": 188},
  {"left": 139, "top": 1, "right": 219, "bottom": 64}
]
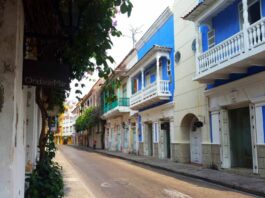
[{"left": 68, "top": 0, "right": 174, "bottom": 103}]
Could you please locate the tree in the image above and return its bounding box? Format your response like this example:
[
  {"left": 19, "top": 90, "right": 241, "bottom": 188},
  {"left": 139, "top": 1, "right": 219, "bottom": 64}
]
[
  {"left": 75, "top": 107, "right": 100, "bottom": 132},
  {"left": 24, "top": 0, "right": 133, "bottom": 162}
]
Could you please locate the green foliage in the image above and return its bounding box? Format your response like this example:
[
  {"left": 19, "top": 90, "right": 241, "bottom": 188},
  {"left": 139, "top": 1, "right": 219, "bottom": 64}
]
[
  {"left": 25, "top": 133, "right": 64, "bottom": 198},
  {"left": 41, "top": 87, "right": 68, "bottom": 114},
  {"left": 38, "top": 0, "right": 133, "bottom": 121},
  {"left": 61, "top": 0, "right": 133, "bottom": 80},
  {"left": 103, "top": 77, "right": 121, "bottom": 103},
  {"left": 75, "top": 106, "right": 100, "bottom": 132}
]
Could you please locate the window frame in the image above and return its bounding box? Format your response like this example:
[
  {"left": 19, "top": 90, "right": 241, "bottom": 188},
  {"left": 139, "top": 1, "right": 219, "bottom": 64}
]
[{"left": 238, "top": 0, "right": 262, "bottom": 30}]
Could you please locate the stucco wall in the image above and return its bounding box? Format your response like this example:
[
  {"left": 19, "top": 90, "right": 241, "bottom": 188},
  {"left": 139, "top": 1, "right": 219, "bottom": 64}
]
[
  {"left": 0, "top": 0, "right": 26, "bottom": 197},
  {"left": 257, "top": 145, "right": 265, "bottom": 177},
  {"left": 173, "top": 0, "right": 210, "bottom": 144}
]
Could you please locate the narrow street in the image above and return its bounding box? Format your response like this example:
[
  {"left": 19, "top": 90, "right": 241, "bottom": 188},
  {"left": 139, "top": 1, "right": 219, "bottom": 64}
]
[{"left": 58, "top": 145, "right": 258, "bottom": 198}]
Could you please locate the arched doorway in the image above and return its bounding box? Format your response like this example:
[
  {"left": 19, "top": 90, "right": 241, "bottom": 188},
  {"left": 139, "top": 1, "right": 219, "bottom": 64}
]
[{"left": 180, "top": 114, "right": 202, "bottom": 164}]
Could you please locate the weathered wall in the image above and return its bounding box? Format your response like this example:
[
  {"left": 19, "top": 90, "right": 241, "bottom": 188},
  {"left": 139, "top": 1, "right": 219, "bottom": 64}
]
[
  {"left": 257, "top": 145, "right": 265, "bottom": 177},
  {"left": 171, "top": 143, "right": 190, "bottom": 163},
  {"left": 0, "top": 0, "right": 26, "bottom": 197}
]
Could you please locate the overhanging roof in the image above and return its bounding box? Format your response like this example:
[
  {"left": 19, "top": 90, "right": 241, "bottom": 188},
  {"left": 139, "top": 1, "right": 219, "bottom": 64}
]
[
  {"left": 183, "top": 0, "right": 235, "bottom": 22},
  {"left": 183, "top": 0, "right": 218, "bottom": 22}
]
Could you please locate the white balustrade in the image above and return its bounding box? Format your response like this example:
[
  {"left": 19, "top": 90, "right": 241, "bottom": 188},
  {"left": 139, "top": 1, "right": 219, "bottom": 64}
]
[
  {"left": 197, "top": 31, "right": 244, "bottom": 74},
  {"left": 130, "top": 90, "right": 142, "bottom": 106},
  {"left": 130, "top": 80, "right": 171, "bottom": 108},
  {"left": 248, "top": 18, "right": 265, "bottom": 49},
  {"left": 159, "top": 80, "right": 170, "bottom": 95},
  {"left": 142, "top": 82, "right": 157, "bottom": 101},
  {"left": 196, "top": 16, "right": 265, "bottom": 78}
]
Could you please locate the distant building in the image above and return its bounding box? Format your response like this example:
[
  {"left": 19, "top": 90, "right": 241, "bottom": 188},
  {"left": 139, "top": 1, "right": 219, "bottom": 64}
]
[{"left": 73, "top": 79, "right": 105, "bottom": 149}]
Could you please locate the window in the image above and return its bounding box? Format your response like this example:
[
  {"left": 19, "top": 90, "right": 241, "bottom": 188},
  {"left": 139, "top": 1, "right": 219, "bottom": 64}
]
[
  {"left": 145, "top": 67, "right": 156, "bottom": 86},
  {"left": 239, "top": 0, "right": 261, "bottom": 29},
  {"left": 208, "top": 29, "right": 215, "bottom": 49},
  {"left": 132, "top": 78, "right": 138, "bottom": 94},
  {"left": 167, "top": 60, "right": 171, "bottom": 76},
  {"left": 145, "top": 72, "right": 151, "bottom": 86}
]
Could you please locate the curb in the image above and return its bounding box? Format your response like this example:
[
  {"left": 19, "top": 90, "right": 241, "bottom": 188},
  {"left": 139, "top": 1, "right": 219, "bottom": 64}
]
[{"left": 69, "top": 145, "right": 265, "bottom": 197}]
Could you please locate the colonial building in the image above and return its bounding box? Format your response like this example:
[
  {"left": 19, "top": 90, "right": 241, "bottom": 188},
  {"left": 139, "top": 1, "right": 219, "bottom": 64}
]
[
  {"left": 127, "top": 7, "right": 175, "bottom": 159},
  {"left": 102, "top": 49, "right": 138, "bottom": 154},
  {"left": 184, "top": 0, "right": 265, "bottom": 176},
  {"left": 74, "top": 79, "right": 105, "bottom": 149}
]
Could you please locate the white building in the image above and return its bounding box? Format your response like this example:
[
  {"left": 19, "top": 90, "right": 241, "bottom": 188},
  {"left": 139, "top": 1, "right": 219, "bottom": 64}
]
[{"left": 62, "top": 109, "right": 76, "bottom": 144}]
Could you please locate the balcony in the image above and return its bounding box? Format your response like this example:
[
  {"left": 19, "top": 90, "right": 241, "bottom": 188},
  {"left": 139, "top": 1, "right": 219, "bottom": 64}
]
[
  {"left": 195, "top": 17, "right": 265, "bottom": 83},
  {"left": 130, "top": 80, "right": 171, "bottom": 110},
  {"left": 102, "top": 97, "right": 130, "bottom": 119}
]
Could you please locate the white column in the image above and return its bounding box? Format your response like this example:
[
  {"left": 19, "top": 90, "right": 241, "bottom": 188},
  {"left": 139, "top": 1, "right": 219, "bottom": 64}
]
[
  {"left": 243, "top": 0, "right": 250, "bottom": 50},
  {"left": 156, "top": 56, "right": 160, "bottom": 93}
]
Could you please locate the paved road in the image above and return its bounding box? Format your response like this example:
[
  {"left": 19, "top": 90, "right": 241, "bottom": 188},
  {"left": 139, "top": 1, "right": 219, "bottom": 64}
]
[{"left": 58, "top": 145, "right": 258, "bottom": 198}]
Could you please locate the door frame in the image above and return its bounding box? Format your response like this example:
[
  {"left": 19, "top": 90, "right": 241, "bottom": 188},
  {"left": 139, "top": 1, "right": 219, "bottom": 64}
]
[
  {"left": 220, "top": 104, "right": 257, "bottom": 171},
  {"left": 249, "top": 103, "right": 259, "bottom": 174},
  {"left": 190, "top": 117, "right": 202, "bottom": 164}
]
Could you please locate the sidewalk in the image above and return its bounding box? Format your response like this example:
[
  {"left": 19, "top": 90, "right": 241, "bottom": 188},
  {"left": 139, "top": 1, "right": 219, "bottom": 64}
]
[
  {"left": 72, "top": 145, "right": 265, "bottom": 197},
  {"left": 55, "top": 150, "right": 94, "bottom": 198}
]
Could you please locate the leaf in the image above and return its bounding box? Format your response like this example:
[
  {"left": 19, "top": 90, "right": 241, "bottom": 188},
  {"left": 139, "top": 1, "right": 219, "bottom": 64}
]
[
  {"left": 75, "top": 90, "right": 82, "bottom": 95},
  {"left": 120, "top": 3, "right": 127, "bottom": 14},
  {"left": 114, "top": 0, "right": 121, "bottom": 6}
]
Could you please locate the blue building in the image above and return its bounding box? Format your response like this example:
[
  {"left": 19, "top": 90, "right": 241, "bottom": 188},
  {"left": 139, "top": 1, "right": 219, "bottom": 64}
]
[
  {"left": 127, "top": 7, "right": 175, "bottom": 159},
  {"left": 184, "top": 0, "right": 265, "bottom": 176}
]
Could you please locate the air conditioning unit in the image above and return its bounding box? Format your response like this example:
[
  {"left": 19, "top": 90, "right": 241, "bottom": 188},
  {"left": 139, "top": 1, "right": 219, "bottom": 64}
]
[{"left": 161, "top": 123, "right": 169, "bottom": 130}]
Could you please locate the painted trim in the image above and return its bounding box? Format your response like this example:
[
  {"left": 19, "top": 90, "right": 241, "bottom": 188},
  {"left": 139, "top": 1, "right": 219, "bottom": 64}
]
[
  {"left": 205, "top": 71, "right": 265, "bottom": 96},
  {"left": 210, "top": 111, "right": 221, "bottom": 144},
  {"left": 135, "top": 7, "right": 173, "bottom": 50},
  {"left": 153, "top": 122, "right": 159, "bottom": 143}
]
